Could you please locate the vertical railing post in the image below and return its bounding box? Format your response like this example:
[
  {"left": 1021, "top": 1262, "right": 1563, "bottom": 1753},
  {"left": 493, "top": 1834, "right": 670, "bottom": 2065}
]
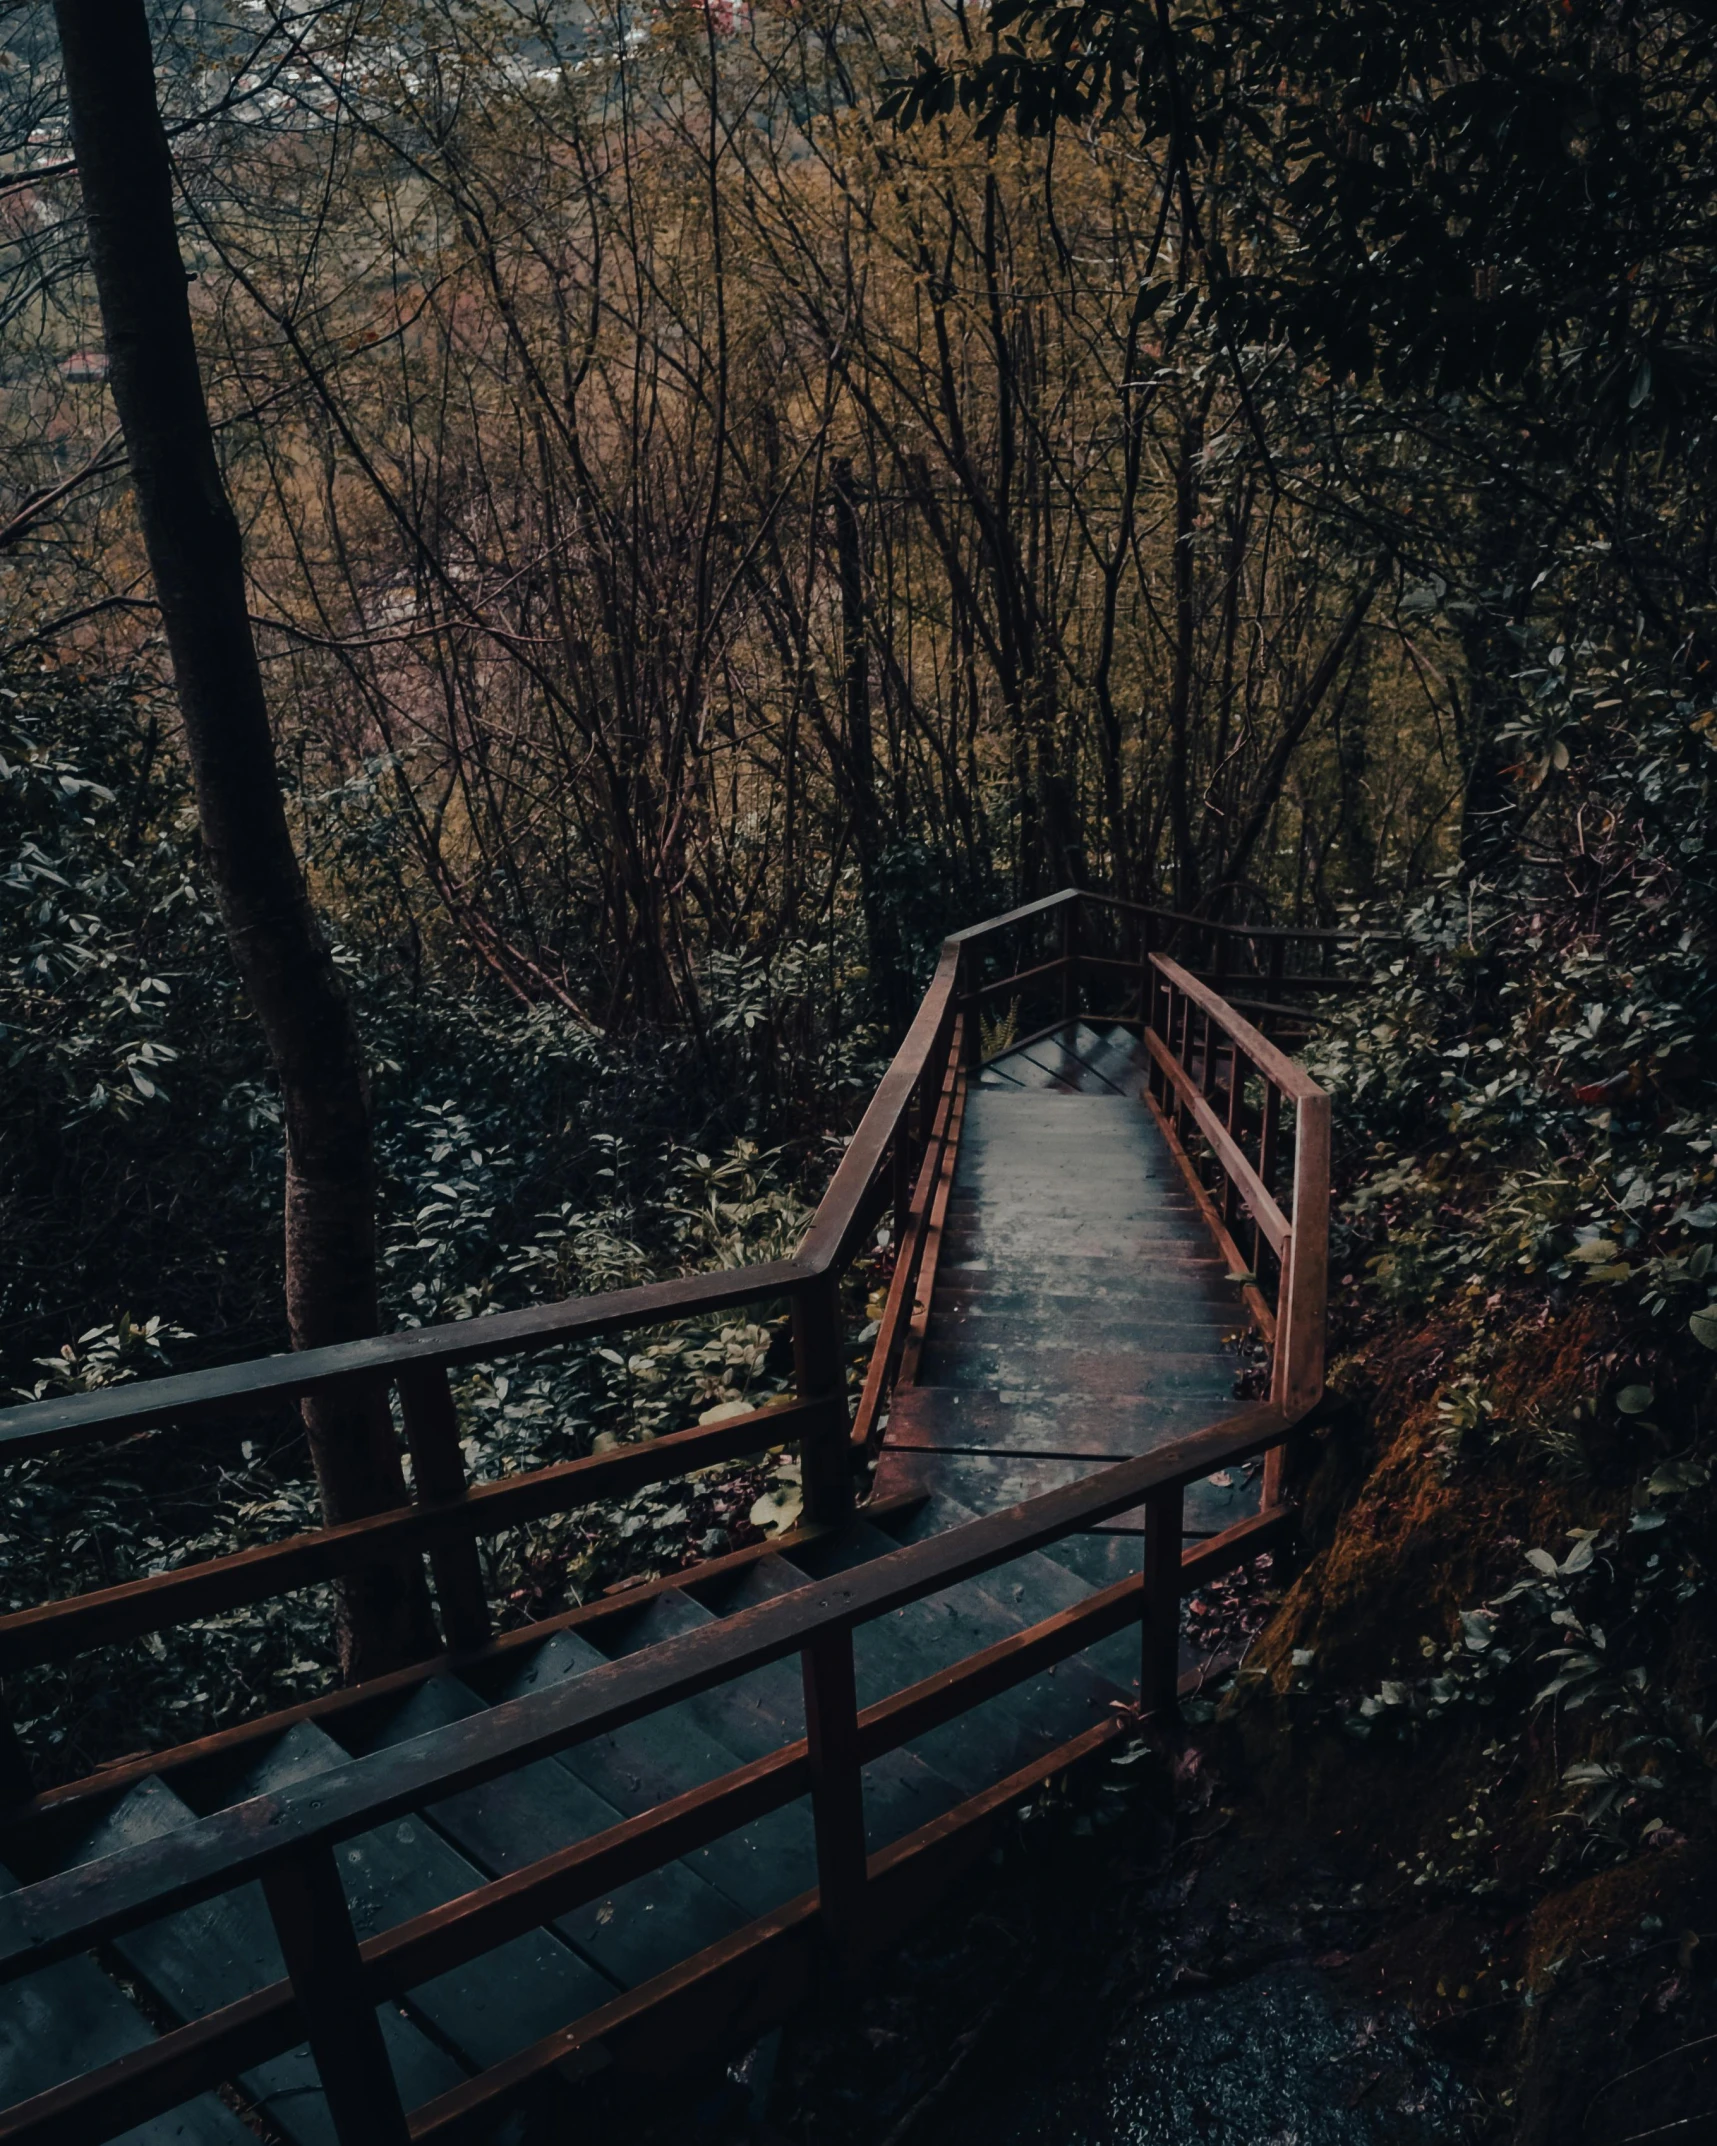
[
  {"left": 802, "top": 1625, "right": 868, "bottom": 1969},
  {"left": 1141, "top": 1488, "right": 1183, "bottom": 1723},
  {"left": 1222, "top": 1045, "right": 1246, "bottom": 1234},
  {"left": 397, "top": 1364, "right": 491, "bottom": 1653},
  {"left": 1195, "top": 1009, "right": 1219, "bottom": 1199},
  {"left": 263, "top": 1844, "right": 411, "bottom": 2146},
  {"left": 1266, "top": 936, "right": 1287, "bottom": 1041},
  {"left": 1259, "top": 1082, "right": 1282, "bottom": 1220},
  {"left": 891, "top": 1078, "right": 917, "bottom": 1253},
  {"left": 959, "top": 947, "right": 982, "bottom": 1070},
  {"left": 1060, "top": 898, "right": 1079, "bottom": 1030},
  {"left": 1272, "top": 1091, "right": 1331, "bottom": 1419},
  {"left": 794, "top": 1273, "right": 853, "bottom": 1525}
]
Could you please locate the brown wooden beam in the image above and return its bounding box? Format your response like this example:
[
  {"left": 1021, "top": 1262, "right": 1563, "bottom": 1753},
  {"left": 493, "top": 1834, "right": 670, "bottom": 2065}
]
[
  {"left": 0, "top": 1397, "right": 829, "bottom": 1670},
  {"left": 0, "top": 1404, "right": 1312, "bottom": 1981}
]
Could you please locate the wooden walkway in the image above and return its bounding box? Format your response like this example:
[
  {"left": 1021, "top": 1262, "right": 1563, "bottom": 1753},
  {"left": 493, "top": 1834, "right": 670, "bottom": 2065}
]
[
  {"left": 877, "top": 1022, "right": 1258, "bottom": 1638},
  {"left": 0, "top": 895, "right": 1340, "bottom": 2146}
]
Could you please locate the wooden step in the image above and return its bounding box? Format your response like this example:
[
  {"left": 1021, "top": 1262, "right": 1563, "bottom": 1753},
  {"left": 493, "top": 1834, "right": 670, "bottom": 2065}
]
[
  {"left": 931, "top": 1300, "right": 1239, "bottom": 1345},
  {"left": 69, "top": 1765, "right": 467, "bottom": 2143},
  {"left": 930, "top": 1275, "right": 1236, "bottom": 1323},
  {"left": 781, "top": 1524, "right": 1134, "bottom": 1784},
  {"left": 867, "top": 1495, "right": 1143, "bottom": 1695},
  {"left": 587, "top": 1583, "right": 967, "bottom": 1850},
  {"left": 872, "top": 1443, "right": 1263, "bottom": 1541},
  {"left": 489, "top": 1626, "right": 820, "bottom": 1920},
  {"left": 910, "top": 1352, "right": 1237, "bottom": 1406},
  {"left": 351, "top": 1673, "right": 744, "bottom": 1992},
  {"left": 886, "top": 1384, "right": 1243, "bottom": 1457},
  {"left": 0, "top": 1862, "right": 250, "bottom": 2146}
]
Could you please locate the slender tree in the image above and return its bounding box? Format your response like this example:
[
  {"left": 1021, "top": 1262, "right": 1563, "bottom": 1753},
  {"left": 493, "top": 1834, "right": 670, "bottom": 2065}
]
[{"left": 54, "top": 0, "right": 435, "bottom": 1675}]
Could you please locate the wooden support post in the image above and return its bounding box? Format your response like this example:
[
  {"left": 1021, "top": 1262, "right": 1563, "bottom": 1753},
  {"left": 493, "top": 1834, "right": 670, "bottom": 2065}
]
[
  {"left": 1135, "top": 910, "right": 1154, "bottom": 1025},
  {"left": 793, "top": 1275, "right": 853, "bottom": 1525},
  {"left": 1200, "top": 1009, "right": 1221, "bottom": 1101},
  {"left": 1222, "top": 1045, "right": 1246, "bottom": 1234},
  {"left": 960, "top": 953, "right": 982, "bottom": 1070},
  {"left": 1272, "top": 1093, "right": 1331, "bottom": 1420},
  {"left": 397, "top": 1364, "right": 491, "bottom": 1653},
  {"left": 263, "top": 1845, "right": 411, "bottom": 2146},
  {"left": 1259, "top": 1083, "right": 1282, "bottom": 1209},
  {"left": 891, "top": 1085, "right": 917, "bottom": 1252},
  {"left": 802, "top": 1625, "right": 867, "bottom": 1968},
  {"left": 1141, "top": 1489, "right": 1183, "bottom": 1723},
  {"left": 1060, "top": 901, "right": 1079, "bottom": 1029}
]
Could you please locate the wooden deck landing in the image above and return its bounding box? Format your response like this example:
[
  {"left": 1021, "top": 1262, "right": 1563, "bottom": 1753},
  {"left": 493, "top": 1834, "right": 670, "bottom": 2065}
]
[{"left": 873, "top": 1023, "right": 1263, "bottom": 1587}]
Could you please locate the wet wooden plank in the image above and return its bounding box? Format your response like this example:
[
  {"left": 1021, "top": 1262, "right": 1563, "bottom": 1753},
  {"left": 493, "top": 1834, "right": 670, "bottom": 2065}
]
[
  {"left": 492, "top": 1628, "right": 821, "bottom": 1921},
  {"left": 0, "top": 1405, "right": 1298, "bottom": 1984},
  {"left": 67, "top": 1770, "right": 465, "bottom": 2145},
  {"left": 350, "top": 1675, "right": 745, "bottom": 1994},
  {"left": 233, "top": 1724, "right": 619, "bottom": 2074},
  {"left": 0, "top": 1865, "right": 250, "bottom": 2146},
  {"left": 782, "top": 1526, "right": 1127, "bottom": 1791},
  {"left": 870, "top": 1446, "right": 1259, "bottom": 1540},
  {"left": 586, "top": 1588, "right": 964, "bottom": 1853},
  {"left": 886, "top": 1387, "right": 1243, "bottom": 1457}
]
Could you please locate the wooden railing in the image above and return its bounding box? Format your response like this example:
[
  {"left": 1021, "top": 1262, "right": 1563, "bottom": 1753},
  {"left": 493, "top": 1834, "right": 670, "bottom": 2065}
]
[
  {"left": 0, "top": 885, "right": 1350, "bottom": 2146},
  {"left": 0, "top": 890, "right": 1367, "bottom": 1695},
  {"left": 1142, "top": 954, "right": 1332, "bottom": 1412},
  {"left": 956, "top": 887, "right": 1384, "bottom": 1058},
  {"left": 0, "top": 1403, "right": 1314, "bottom": 2146}
]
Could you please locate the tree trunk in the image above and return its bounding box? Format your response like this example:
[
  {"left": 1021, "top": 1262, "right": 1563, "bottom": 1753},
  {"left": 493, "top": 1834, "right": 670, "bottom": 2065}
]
[
  {"left": 55, "top": 0, "right": 436, "bottom": 1677},
  {"left": 834, "top": 458, "right": 898, "bottom": 1013}
]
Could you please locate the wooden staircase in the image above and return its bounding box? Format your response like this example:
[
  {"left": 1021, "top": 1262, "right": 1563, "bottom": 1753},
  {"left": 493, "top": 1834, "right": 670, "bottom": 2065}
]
[{"left": 0, "top": 892, "right": 1364, "bottom": 2145}]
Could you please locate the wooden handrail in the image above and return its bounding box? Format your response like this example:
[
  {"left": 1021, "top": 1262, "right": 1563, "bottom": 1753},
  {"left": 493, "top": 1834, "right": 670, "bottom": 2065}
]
[
  {"left": 0, "top": 1503, "right": 1295, "bottom": 2146},
  {"left": 0, "top": 894, "right": 1341, "bottom": 1736},
  {"left": 0, "top": 883, "right": 1351, "bottom": 2146},
  {"left": 796, "top": 946, "right": 960, "bottom": 1272},
  {"left": 849, "top": 1025, "right": 963, "bottom": 1452},
  {"left": 1140, "top": 1029, "right": 1291, "bottom": 1256},
  {"left": 960, "top": 954, "right": 1070, "bottom": 1004},
  {"left": 0, "top": 1399, "right": 1301, "bottom": 1983},
  {"left": 1140, "top": 952, "right": 1330, "bottom": 1419},
  {"left": 0, "top": 1396, "right": 830, "bottom": 1671},
  {"left": 1076, "top": 889, "right": 1397, "bottom": 946},
  {"left": 1148, "top": 954, "right": 1325, "bottom": 1101},
  {"left": 0, "top": 962, "right": 967, "bottom": 1460},
  {"left": 0, "top": 899, "right": 1350, "bottom": 1461}
]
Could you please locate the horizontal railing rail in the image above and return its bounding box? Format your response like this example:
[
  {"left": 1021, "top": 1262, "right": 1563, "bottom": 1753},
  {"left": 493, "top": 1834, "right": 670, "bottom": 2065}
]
[
  {"left": 0, "top": 1396, "right": 1313, "bottom": 2146},
  {"left": 0, "top": 894, "right": 1347, "bottom": 1786},
  {"left": 0, "top": 1396, "right": 832, "bottom": 1671},
  {"left": 1142, "top": 952, "right": 1331, "bottom": 1428},
  {"left": 0, "top": 1398, "right": 1296, "bottom": 1974},
  {"left": 0, "top": 882, "right": 1350, "bottom": 2144},
  {"left": 0, "top": 895, "right": 1361, "bottom": 1460}
]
